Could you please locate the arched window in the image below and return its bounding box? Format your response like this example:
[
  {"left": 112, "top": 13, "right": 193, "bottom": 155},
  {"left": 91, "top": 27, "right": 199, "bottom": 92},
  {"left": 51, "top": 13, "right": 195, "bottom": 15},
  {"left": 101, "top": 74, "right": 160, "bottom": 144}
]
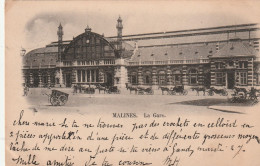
[
  {"left": 129, "top": 72, "right": 138, "bottom": 85},
  {"left": 172, "top": 70, "right": 182, "bottom": 85},
  {"left": 143, "top": 71, "right": 152, "bottom": 85},
  {"left": 158, "top": 70, "right": 167, "bottom": 85},
  {"left": 189, "top": 69, "right": 198, "bottom": 85}
]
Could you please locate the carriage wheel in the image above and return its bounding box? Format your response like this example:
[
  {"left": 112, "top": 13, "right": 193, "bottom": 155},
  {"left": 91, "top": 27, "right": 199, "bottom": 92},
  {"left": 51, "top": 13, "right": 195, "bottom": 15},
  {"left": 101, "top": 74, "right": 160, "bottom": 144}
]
[
  {"left": 117, "top": 90, "right": 121, "bottom": 94},
  {"left": 147, "top": 90, "right": 154, "bottom": 95},
  {"left": 183, "top": 90, "right": 188, "bottom": 96},
  {"left": 171, "top": 91, "right": 176, "bottom": 95},
  {"left": 230, "top": 97, "right": 236, "bottom": 103},
  {"left": 208, "top": 91, "right": 214, "bottom": 96},
  {"left": 50, "top": 96, "right": 59, "bottom": 106},
  {"left": 59, "top": 95, "right": 68, "bottom": 106},
  {"left": 222, "top": 90, "right": 228, "bottom": 96}
]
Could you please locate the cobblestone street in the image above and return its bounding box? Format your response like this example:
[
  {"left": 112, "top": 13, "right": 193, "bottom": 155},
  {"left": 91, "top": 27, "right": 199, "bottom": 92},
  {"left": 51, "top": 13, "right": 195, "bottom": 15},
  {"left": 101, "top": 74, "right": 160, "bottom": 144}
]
[{"left": 23, "top": 88, "right": 259, "bottom": 117}]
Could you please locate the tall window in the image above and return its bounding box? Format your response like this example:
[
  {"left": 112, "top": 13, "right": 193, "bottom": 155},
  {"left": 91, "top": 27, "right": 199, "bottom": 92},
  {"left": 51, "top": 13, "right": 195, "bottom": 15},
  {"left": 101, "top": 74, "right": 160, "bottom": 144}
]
[
  {"left": 91, "top": 70, "right": 95, "bottom": 82},
  {"left": 158, "top": 71, "right": 166, "bottom": 85},
  {"left": 216, "top": 72, "right": 225, "bottom": 85},
  {"left": 87, "top": 70, "right": 90, "bottom": 82},
  {"left": 96, "top": 69, "right": 99, "bottom": 82},
  {"left": 189, "top": 69, "right": 198, "bottom": 85},
  {"left": 215, "top": 62, "right": 225, "bottom": 69},
  {"left": 239, "top": 72, "right": 247, "bottom": 85},
  {"left": 77, "top": 70, "right": 81, "bottom": 82},
  {"left": 130, "top": 72, "right": 138, "bottom": 84},
  {"left": 82, "top": 70, "right": 86, "bottom": 82},
  {"left": 257, "top": 74, "right": 260, "bottom": 85},
  {"left": 172, "top": 70, "right": 182, "bottom": 85},
  {"left": 143, "top": 71, "right": 152, "bottom": 85},
  {"left": 239, "top": 61, "right": 248, "bottom": 69}
]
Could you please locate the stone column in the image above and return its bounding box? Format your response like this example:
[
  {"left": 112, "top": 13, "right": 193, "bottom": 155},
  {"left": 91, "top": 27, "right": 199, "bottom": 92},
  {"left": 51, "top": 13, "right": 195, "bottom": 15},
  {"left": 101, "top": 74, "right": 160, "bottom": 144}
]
[
  {"left": 166, "top": 65, "right": 172, "bottom": 86},
  {"left": 152, "top": 66, "right": 157, "bottom": 86},
  {"left": 38, "top": 71, "right": 43, "bottom": 87},
  {"left": 138, "top": 66, "right": 143, "bottom": 85},
  {"left": 22, "top": 71, "right": 26, "bottom": 85},
  {"left": 85, "top": 70, "right": 88, "bottom": 83},
  {"left": 210, "top": 61, "right": 216, "bottom": 86},
  {"left": 47, "top": 72, "right": 51, "bottom": 87},
  {"left": 248, "top": 58, "right": 253, "bottom": 86},
  {"left": 72, "top": 69, "right": 77, "bottom": 84},
  {"left": 29, "top": 73, "right": 33, "bottom": 87},
  {"left": 198, "top": 64, "right": 204, "bottom": 86},
  {"left": 89, "top": 69, "right": 92, "bottom": 82},
  {"left": 94, "top": 70, "right": 97, "bottom": 82},
  {"left": 99, "top": 69, "right": 104, "bottom": 83},
  {"left": 114, "top": 58, "right": 128, "bottom": 92},
  {"left": 182, "top": 65, "right": 188, "bottom": 85},
  {"left": 80, "top": 70, "right": 83, "bottom": 83},
  {"left": 235, "top": 60, "right": 239, "bottom": 86}
]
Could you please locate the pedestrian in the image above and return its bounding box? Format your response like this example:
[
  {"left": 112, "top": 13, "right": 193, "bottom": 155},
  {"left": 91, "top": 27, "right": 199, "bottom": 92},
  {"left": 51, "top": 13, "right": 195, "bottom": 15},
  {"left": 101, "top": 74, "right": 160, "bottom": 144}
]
[{"left": 73, "top": 84, "right": 77, "bottom": 94}]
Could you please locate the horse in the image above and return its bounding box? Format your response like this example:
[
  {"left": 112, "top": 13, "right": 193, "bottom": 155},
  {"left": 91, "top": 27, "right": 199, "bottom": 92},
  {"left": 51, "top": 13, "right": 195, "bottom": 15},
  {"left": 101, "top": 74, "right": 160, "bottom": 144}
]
[
  {"left": 95, "top": 84, "right": 107, "bottom": 94},
  {"left": 158, "top": 86, "right": 170, "bottom": 95},
  {"left": 191, "top": 86, "right": 206, "bottom": 96},
  {"left": 126, "top": 86, "right": 138, "bottom": 94}
]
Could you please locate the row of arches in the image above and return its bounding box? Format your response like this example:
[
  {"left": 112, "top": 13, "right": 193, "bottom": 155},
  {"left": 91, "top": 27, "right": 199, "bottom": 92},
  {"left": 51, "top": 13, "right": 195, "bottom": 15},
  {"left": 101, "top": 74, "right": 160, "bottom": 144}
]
[{"left": 128, "top": 69, "right": 202, "bottom": 86}]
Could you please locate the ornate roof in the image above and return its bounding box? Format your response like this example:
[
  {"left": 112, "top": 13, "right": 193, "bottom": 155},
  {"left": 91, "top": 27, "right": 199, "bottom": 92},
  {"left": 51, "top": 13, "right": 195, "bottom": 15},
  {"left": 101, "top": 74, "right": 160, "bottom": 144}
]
[
  {"left": 211, "top": 38, "right": 259, "bottom": 58},
  {"left": 130, "top": 44, "right": 220, "bottom": 62},
  {"left": 23, "top": 47, "right": 57, "bottom": 68}
]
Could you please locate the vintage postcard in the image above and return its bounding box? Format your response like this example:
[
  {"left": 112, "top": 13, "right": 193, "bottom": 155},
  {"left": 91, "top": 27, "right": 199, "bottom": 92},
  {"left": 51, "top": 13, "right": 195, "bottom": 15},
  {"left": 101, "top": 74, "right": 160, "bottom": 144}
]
[{"left": 5, "top": 1, "right": 260, "bottom": 166}]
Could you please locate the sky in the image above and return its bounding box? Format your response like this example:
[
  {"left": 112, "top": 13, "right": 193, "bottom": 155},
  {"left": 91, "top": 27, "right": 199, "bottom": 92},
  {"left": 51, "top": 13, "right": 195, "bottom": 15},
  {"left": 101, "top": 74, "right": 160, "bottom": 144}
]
[{"left": 5, "top": 1, "right": 260, "bottom": 52}]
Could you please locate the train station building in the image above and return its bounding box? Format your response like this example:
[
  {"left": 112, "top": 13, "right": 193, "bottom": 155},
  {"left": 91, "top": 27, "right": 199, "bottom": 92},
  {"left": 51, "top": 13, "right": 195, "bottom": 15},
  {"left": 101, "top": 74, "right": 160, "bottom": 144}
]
[{"left": 22, "top": 17, "right": 260, "bottom": 90}]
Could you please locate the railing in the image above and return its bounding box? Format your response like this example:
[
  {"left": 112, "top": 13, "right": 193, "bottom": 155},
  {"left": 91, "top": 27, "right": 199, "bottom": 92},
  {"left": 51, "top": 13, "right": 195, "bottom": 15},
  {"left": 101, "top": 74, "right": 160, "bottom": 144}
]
[
  {"left": 56, "top": 59, "right": 116, "bottom": 67},
  {"left": 127, "top": 58, "right": 210, "bottom": 66},
  {"left": 23, "top": 58, "right": 210, "bottom": 69},
  {"left": 22, "top": 65, "right": 56, "bottom": 69}
]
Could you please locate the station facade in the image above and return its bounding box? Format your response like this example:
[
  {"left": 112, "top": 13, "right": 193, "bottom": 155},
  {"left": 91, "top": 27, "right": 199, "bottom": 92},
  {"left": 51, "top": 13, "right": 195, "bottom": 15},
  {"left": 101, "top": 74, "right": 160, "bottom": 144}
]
[{"left": 22, "top": 17, "right": 260, "bottom": 89}]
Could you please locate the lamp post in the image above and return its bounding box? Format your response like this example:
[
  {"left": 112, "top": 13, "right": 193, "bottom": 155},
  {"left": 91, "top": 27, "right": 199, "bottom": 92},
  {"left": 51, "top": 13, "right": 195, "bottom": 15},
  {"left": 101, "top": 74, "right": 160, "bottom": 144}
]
[{"left": 20, "top": 47, "right": 26, "bottom": 56}]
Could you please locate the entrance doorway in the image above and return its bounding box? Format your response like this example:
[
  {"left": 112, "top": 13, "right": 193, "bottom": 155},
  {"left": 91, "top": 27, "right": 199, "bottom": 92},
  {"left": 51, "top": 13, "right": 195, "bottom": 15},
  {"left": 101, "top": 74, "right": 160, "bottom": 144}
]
[
  {"left": 106, "top": 73, "right": 113, "bottom": 86},
  {"left": 204, "top": 73, "right": 211, "bottom": 88},
  {"left": 227, "top": 72, "right": 235, "bottom": 89},
  {"left": 65, "top": 73, "right": 72, "bottom": 87}
]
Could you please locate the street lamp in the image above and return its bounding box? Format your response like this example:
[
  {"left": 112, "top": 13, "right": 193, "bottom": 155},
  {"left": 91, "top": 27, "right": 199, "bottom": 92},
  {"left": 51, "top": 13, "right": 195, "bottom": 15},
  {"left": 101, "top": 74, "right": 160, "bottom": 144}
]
[{"left": 20, "top": 47, "right": 26, "bottom": 56}]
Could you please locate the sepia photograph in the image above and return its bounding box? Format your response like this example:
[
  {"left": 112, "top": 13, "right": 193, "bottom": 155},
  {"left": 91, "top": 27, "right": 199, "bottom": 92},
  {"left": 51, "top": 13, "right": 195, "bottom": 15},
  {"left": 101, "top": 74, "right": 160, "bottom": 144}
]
[{"left": 5, "top": 1, "right": 260, "bottom": 166}]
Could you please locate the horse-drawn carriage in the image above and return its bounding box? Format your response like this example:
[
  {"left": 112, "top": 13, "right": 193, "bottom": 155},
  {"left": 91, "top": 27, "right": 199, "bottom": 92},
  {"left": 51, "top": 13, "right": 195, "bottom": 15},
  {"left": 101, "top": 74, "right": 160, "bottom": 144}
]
[
  {"left": 82, "top": 85, "right": 95, "bottom": 94},
  {"left": 106, "top": 86, "right": 120, "bottom": 94},
  {"left": 95, "top": 84, "right": 107, "bottom": 94},
  {"left": 159, "top": 85, "right": 188, "bottom": 95},
  {"left": 47, "top": 90, "right": 69, "bottom": 106},
  {"left": 136, "top": 87, "right": 154, "bottom": 95},
  {"left": 207, "top": 87, "right": 228, "bottom": 96},
  {"left": 191, "top": 86, "right": 227, "bottom": 96},
  {"left": 230, "top": 87, "right": 259, "bottom": 104},
  {"left": 74, "top": 84, "right": 95, "bottom": 94},
  {"left": 169, "top": 85, "right": 188, "bottom": 95}
]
